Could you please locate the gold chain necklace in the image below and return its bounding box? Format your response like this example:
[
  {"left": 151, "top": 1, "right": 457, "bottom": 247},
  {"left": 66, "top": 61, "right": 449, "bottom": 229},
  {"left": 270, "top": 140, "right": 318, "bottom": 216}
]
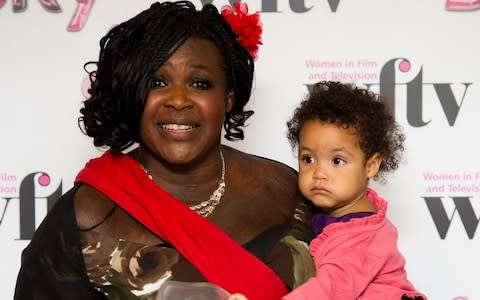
[{"left": 141, "top": 151, "right": 225, "bottom": 218}]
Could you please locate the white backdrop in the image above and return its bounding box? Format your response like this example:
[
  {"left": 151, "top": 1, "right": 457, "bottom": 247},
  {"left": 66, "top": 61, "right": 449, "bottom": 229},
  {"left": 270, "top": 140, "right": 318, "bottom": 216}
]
[{"left": 1, "top": 1, "right": 478, "bottom": 299}]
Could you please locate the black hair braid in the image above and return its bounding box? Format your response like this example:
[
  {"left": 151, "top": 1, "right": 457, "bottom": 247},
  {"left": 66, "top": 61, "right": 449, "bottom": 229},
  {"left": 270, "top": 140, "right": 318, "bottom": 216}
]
[
  {"left": 202, "top": 4, "right": 255, "bottom": 140},
  {"left": 203, "top": 12, "right": 255, "bottom": 140},
  {"left": 145, "top": 2, "right": 192, "bottom": 66},
  {"left": 79, "top": 23, "right": 140, "bottom": 151}
]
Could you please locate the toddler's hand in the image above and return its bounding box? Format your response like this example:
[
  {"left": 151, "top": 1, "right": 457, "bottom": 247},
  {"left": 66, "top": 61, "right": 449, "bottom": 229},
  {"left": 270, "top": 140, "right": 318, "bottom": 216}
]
[{"left": 228, "top": 293, "right": 248, "bottom": 300}]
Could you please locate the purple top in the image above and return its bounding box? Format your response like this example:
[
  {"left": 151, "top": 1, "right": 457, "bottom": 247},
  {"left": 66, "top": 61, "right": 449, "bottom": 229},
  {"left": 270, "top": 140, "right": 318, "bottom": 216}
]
[{"left": 311, "top": 210, "right": 375, "bottom": 236}]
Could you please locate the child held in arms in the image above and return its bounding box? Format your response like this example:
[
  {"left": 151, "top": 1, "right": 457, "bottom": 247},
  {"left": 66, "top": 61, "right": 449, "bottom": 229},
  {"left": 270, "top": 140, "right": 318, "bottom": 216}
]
[{"left": 230, "top": 81, "right": 426, "bottom": 300}]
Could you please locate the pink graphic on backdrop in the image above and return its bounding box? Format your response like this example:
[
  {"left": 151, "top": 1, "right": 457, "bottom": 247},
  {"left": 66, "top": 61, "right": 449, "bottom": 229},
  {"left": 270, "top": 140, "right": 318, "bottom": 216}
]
[
  {"left": 1, "top": 0, "right": 94, "bottom": 31},
  {"left": 68, "top": 0, "right": 94, "bottom": 32},
  {"left": 398, "top": 59, "right": 411, "bottom": 72},
  {"left": 10, "top": 0, "right": 60, "bottom": 12},
  {"left": 38, "top": 174, "right": 50, "bottom": 186},
  {"left": 12, "top": 0, "right": 26, "bottom": 11},
  {"left": 446, "top": 0, "right": 480, "bottom": 10},
  {"left": 39, "top": 0, "right": 61, "bottom": 12}
]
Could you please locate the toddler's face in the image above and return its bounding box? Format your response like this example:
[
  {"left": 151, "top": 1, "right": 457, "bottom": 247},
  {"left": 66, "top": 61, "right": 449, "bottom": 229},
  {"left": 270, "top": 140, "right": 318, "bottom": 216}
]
[{"left": 297, "top": 120, "right": 380, "bottom": 217}]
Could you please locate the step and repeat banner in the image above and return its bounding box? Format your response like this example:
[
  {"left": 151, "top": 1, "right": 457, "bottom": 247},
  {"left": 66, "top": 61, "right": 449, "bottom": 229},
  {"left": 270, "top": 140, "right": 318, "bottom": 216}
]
[{"left": 1, "top": 1, "right": 478, "bottom": 299}]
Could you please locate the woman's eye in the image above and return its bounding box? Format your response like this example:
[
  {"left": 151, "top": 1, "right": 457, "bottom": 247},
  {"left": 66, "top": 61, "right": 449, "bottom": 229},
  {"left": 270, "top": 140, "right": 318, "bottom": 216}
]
[
  {"left": 332, "top": 157, "right": 346, "bottom": 165},
  {"left": 151, "top": 78, "right": 167, "bottom": 88},
  {"left": 191, "top": 79, "right": 211, "bottom": 89}
]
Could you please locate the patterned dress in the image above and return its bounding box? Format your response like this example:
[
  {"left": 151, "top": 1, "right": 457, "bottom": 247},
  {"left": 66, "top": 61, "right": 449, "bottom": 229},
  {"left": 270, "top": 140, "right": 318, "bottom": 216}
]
[{"left": 15, "top": 183, "right": 315, "bottom": 300}]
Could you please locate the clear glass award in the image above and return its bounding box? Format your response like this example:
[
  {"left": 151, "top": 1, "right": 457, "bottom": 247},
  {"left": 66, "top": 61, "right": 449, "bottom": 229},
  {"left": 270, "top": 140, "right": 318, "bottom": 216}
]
[{"left": 156, "top": 280, "right": 231, "bottom": 300}]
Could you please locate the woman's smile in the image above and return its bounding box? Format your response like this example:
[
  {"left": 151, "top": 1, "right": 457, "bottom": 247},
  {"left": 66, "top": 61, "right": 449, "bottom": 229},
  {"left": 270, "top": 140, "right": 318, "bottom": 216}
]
[
  {"left": 157, "top": 123, "right": 200, "bottom": 141},
  {"left": 158, "top": 124, "right": 199, "bottom": 131}
]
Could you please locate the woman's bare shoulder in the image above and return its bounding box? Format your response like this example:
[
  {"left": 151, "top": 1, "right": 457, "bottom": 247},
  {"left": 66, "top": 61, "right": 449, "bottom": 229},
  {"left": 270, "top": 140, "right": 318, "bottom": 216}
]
[
  {"left": 223, "top": 145, "right": 298, "bottom": 186},
  {"left": 73, "top": 184, "right": 116, "bottom": 231},
  {"left": 222, "top": 145, "right": 300, "bottom": 207},
  {"left": 74, "top": 184, "right": 164, "bottom": 244}
]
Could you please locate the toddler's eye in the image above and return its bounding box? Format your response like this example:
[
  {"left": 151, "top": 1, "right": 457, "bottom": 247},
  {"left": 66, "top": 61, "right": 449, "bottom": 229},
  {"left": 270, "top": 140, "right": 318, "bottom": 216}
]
[
  {"left": 301, "top": 155, "right": 315, "bottom": 164},
  {"left": 332, "top": 157, "right": 346, "bottom": 165}
]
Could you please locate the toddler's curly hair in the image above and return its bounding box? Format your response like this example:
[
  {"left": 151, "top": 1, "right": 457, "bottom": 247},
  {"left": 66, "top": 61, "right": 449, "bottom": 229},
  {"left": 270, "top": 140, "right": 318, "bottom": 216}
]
[{"left": 287, "top": 81, "right": 405, "bottom": 183}]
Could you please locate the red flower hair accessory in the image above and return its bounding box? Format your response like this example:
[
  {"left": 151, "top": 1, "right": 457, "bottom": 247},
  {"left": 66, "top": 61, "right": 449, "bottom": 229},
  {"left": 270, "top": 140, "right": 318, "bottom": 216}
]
[{"left": 221, "top": 2, "right": 263, "bottom": 61}]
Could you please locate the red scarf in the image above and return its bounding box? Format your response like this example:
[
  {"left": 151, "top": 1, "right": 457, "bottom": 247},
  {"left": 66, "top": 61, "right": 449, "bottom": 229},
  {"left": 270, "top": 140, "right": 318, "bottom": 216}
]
[{"left": 75, "top": 150, "right": 288, "bottom": 300}]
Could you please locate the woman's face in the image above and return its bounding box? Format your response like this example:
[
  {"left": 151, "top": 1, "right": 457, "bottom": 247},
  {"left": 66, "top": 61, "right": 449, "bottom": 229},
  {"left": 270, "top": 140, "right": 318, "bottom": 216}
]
[{"left": 140, "top": 37, "right": 233, "bottom": 165}]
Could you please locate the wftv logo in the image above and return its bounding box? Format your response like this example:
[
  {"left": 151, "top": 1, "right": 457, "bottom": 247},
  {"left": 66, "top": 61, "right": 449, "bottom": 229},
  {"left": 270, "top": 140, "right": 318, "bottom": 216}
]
[
  {"left": 0, "top": 172, "right": 62, "bottom": 240},
  {"left": 306, "top": 57, "right": 471, "bottom": 127},
  {"left": 367, "top": 58, "right": 470, "bottom": 127}
]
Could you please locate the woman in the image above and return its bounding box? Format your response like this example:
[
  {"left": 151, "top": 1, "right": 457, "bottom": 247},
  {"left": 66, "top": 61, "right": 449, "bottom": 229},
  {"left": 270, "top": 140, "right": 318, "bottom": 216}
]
[{"left": 14, "top": 2, "right": 314, "bottom": 300}]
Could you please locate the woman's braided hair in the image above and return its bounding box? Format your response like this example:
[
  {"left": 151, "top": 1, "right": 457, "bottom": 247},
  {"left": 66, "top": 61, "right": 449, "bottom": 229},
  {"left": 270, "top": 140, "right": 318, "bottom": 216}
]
[{"left": 79, "top": 1, "right": 254, "bottom": 151}]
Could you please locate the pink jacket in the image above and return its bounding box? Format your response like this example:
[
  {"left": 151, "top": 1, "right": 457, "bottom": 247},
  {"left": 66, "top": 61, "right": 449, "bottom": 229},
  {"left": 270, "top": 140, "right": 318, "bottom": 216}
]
[{"left": 284, "top": 189, "right": 426, "bottom": 300}]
